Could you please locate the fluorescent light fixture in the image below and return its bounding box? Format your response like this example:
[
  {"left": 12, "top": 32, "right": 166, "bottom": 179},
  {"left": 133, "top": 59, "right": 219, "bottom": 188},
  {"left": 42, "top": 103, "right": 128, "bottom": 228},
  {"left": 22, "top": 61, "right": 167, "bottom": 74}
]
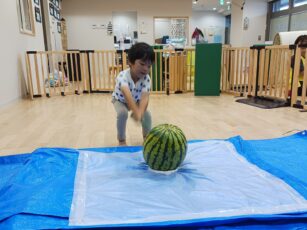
[
  {"left": 213, "top": 7, "right": 217, "bottom": 10},
  {"left": 226, "top": 1, "right": 230, "bottom": 4}
]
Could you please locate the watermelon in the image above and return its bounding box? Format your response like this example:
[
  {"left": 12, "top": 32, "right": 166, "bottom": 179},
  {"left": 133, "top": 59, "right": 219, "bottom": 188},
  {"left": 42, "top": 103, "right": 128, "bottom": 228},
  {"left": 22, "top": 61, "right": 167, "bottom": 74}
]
[{"left": 143, "top": 124, "right": 187, "bottom": 172}]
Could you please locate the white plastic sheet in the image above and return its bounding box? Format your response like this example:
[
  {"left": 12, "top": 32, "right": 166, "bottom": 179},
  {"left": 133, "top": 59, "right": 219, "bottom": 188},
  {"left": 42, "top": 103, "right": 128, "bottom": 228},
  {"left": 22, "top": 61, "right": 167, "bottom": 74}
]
[{"left": 69, "top": 141, "right": 307, "bottom": 226}]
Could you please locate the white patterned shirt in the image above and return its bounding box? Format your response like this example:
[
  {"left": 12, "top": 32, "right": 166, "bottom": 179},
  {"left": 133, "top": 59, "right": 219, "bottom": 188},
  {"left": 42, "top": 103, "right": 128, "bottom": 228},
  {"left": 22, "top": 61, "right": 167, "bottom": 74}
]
[{"left": 112, "top": 68, "right": 151, "bottom": 104}]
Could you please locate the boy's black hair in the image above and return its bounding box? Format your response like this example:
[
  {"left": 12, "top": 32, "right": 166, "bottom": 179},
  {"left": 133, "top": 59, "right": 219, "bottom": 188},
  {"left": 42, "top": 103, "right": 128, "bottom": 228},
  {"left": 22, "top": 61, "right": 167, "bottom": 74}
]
[
  {"left": 127, "top": 42, "right": 155, "bottom": 64},
  {"left": 294, "top": 35, "right": 307, "bottom": 46}
]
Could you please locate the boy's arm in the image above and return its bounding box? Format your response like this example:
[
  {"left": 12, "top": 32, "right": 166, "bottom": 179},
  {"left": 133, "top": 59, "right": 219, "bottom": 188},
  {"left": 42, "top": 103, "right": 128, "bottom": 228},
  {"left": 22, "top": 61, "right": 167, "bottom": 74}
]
[
  {"left": 138, "top": 75, "right": 151, "bottom": 116},
  {"left": 138, "top": 92, "right": 149, "bottom": 115},
  {"left": 121, "top": 86, "right": 142, "bottom": 121}
]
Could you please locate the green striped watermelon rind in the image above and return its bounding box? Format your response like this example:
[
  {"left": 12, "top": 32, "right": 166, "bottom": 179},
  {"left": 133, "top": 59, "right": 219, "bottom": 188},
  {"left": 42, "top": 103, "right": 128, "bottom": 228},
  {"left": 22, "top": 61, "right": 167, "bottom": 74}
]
[{"left": 143, "top": 124, "right": 187, "bottom": 172}]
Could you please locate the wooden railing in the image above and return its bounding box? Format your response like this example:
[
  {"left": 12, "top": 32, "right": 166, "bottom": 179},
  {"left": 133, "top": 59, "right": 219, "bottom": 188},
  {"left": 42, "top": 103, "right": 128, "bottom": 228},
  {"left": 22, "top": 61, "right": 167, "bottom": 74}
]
[
  {"left": 221, "top": 44, "right": 307, "bottom": 109},
  {"left": 25, "top": 50, "right": 90, "bottom": 99},
  {"left": 291, "top": 45, "right": 307, "bottom": 109},
  {"left": 220, "top": 47, "right": 250, "bottom": 96},
  {"left": 252, "top": 45, "right": 292, "bottom": 100},
  {"left": 87, "top": 50, "right": 121, "bottom": 92},
  {"left": 26, "top": 45, "right": 305, "bottom": 110},
  {"left": 221, "top": 45, "right": 293, "bottom": 99},
  {"left": 26, "top": 48, "right": 196, "bottom": 98}
]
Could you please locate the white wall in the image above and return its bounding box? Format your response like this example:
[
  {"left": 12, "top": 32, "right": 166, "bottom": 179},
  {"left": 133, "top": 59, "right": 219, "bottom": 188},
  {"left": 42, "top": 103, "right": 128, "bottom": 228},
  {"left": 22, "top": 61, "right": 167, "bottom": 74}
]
[
  {"left": 241, "top": 0, "right": 267, "bottom": 46},
  {"left": 61, "top": 0, "right": 192, "bottom": 50},
  {"left": 113, "top": 11, "right": 137, "bottom": 42},
  {"left": 230, "top": 0, "right": 267, "bottom": 47},
  {"left": 0, "top": 0, "right": 45, "bottom": 107},
  {"left": 191, "top": 11, "right": 226, "bottom": 43}
]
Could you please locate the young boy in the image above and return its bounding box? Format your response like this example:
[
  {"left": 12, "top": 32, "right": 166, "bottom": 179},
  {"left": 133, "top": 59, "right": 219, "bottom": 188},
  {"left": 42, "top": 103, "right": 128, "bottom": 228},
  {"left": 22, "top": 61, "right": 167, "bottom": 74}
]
[{"left": 112, "top": 42, "right": 155, "bottom": 146}]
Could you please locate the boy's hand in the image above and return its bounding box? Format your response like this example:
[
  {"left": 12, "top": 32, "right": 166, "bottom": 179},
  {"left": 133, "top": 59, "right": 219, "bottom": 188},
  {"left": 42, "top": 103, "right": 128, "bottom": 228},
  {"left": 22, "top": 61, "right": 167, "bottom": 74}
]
[{"left": 131, "top": 111, "right": 142, "bottom": 122}]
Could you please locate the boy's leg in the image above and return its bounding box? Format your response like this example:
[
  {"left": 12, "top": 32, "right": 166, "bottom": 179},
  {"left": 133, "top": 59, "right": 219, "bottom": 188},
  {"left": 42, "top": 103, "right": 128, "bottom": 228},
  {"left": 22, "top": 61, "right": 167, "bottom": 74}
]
[
  {"left": 113, "top": 100, "right": 128, "bottom": 144},
  {"left": 142, "top": 110, "right": 152, "bottom": 139}
]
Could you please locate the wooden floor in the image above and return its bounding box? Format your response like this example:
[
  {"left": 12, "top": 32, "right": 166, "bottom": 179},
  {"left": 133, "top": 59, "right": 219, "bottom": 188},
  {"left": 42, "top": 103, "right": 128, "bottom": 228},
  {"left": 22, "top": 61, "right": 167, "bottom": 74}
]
[{"left": 0, "top": 93, "right": 306, "bottom": 156}]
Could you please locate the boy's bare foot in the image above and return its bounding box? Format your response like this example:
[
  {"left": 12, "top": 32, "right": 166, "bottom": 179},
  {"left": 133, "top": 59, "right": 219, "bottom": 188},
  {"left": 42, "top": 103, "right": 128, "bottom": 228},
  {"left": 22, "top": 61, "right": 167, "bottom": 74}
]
[{"left": 118, "top": 140, "right": 127, "bottom": 146}]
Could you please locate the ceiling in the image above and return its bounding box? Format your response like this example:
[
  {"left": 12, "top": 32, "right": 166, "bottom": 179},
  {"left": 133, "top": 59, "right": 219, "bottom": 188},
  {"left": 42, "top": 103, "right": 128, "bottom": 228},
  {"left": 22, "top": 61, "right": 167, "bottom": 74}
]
[{"left": 192, "top": 0, "right": 232, "bottom": 15}]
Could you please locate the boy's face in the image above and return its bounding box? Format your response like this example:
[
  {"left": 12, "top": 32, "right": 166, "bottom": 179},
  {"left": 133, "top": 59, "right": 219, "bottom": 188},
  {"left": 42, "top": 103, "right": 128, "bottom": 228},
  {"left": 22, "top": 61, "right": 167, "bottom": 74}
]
[{"left": 130, "top": 59, "right": 152, "bottom": 79}]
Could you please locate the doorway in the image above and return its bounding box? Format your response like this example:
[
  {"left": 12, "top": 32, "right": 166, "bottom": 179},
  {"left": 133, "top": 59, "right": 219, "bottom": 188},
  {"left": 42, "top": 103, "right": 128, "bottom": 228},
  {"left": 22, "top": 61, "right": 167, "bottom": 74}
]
[{"left": 154, "top": 17, "right": 189, "bottom": 48}]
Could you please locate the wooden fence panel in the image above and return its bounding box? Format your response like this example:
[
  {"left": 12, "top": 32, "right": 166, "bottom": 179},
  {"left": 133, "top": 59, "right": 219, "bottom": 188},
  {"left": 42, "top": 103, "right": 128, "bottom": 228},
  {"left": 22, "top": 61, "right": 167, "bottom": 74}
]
[
  {"left": 26, "top": 50, "right": 86, "bottom": 98},
  {"left": 221, "top": 47, "right": 250, "bottom": 96}
]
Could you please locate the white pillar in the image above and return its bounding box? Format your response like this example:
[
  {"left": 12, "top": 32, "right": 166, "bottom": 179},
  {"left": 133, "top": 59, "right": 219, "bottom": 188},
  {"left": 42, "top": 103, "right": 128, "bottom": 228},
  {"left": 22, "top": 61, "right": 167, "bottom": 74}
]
[{"left": 230, "top": 0, "right": 244, "bottom": 47}]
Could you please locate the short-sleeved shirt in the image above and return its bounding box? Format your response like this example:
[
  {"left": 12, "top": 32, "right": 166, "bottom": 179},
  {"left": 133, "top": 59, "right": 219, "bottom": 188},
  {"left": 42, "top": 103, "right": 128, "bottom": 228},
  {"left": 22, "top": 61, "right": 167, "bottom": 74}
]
[{"left": 112, "top": 68, "right": 151, "bottom": 104}]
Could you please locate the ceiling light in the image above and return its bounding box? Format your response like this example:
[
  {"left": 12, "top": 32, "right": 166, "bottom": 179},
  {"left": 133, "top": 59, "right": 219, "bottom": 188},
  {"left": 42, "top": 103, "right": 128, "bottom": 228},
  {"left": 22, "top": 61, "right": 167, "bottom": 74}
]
[
  {"left": 226, "top": 1, "right": 230, "bottom": 4},
  {"left": 193, "top": 0, "right": 198, "bottom": 4},
  {"left": 220, "top": 0, "right": 224, "bottom": 5},
  {"left": 213, "top": 7, "right": 217, "bottom": 10}
]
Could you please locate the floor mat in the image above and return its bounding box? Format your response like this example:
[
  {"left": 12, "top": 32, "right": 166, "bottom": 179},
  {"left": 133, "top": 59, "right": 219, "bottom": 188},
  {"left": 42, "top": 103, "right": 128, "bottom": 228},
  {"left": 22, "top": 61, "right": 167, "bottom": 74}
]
[{"left": 236, "top": 97, "right": 289, "bottom": 109}]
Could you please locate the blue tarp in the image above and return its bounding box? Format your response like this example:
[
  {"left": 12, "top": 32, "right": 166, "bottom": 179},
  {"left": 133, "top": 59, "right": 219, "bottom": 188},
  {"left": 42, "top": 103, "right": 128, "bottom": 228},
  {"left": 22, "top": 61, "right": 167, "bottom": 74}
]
[
  {"left": 1, "top": 132, "right": 307, "bottom": 229},
  {"left": 0, "top": 148, "right": 79, "bottom": 220},
  {"left": 228, "top": 131, "right": 307, "bottom": 199}
]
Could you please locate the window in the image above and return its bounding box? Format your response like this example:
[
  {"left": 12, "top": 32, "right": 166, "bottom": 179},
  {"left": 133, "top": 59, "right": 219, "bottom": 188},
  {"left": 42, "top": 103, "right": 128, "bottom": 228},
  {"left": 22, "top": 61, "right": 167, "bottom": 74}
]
[
  {"left": 294, "top": 0, "right": 307, "bottom": 7},
  {"left": 269, "top": 15, "right": 289, "bottom": 40},
  {"left": 290, "top": 11, "right": 307, "bottom": 30},
  {"left": 267, "top": 0, "right": 307, "bottom": 41},
  {"left": 272, "top": 0, "right": 289, "bottom": 12},
  {"left": 17, "top": 0, "right": 35, "bottom": 35}
]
